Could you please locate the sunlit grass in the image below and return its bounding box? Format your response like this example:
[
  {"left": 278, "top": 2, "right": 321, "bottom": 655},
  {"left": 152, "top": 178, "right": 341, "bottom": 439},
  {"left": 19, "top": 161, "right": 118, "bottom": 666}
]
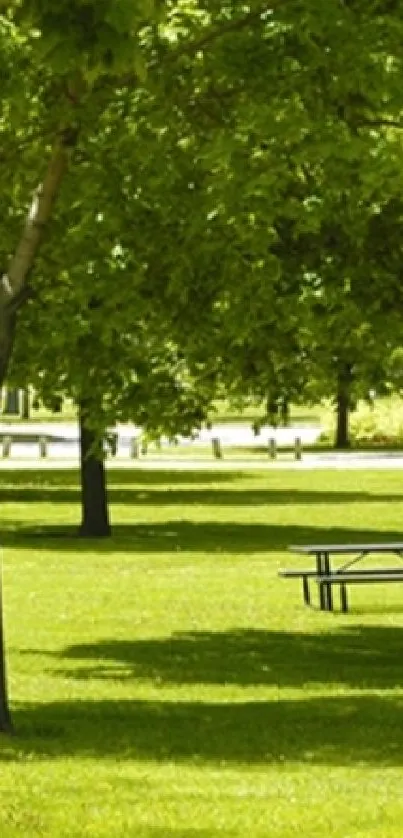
[{"left": 1, "top": 467, "right": 403, "bottom": 836}]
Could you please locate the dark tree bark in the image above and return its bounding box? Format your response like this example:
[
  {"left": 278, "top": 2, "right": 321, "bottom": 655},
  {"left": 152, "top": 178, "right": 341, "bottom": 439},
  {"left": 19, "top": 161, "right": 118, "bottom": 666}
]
[
  {"left": 78, "top": 401, "right": 111, "bottom": 538},
  {"left": 21, "top": 388, "right": 30, "bottom": 420},
  {"left": 0, "top": 307, "right": 18, "bottom": 392},
  {"left": 280, "top": 397, "right": 290, "bottom": 427},
  {"left": 0, "top": 567, "right": 13, "bottom": 735},
  {"left": 4, "top": 387, "right": 20, "bottom": 416},
  {"left": 335, "top": 364, "right": 353, "bottom": 449},
  {"left": 0, "top": 308, "right": 19, "bottom": 734}
]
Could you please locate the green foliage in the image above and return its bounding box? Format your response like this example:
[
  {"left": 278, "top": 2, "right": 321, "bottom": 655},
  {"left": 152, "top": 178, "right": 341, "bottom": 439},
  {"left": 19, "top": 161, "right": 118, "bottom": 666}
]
[
  {"left": 14, "top": 0, "right": 161, "bottom": 77},
  {"left": 319, "top": 396, "right": 403, "bottom": 447},
  {"left": 3, "top": 0, "right": 403, "bottom": 434},
  {"left": 350, "top": 397, "right": 403, "bottom": 446}
]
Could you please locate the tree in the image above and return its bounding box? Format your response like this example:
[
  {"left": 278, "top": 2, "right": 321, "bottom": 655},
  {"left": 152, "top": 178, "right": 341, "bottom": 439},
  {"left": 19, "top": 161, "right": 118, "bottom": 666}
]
[
  {"left": 0, "top": 0, "right": 243, "bottom": 734},
  {"left": 292, "top": 172, "right": 403, "bottom": 447},
  {"left": 2, "top": 0, "right": 403, "bottom": 734}
]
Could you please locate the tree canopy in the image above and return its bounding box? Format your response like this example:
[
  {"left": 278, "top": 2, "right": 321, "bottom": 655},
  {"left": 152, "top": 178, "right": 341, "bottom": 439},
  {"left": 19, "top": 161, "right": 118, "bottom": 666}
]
[
  {"left": 4, "top": 0, "right": 403, "bottom": 419},
  {"left": 2, "top": 0, "right": 403, "bottom": 732}
]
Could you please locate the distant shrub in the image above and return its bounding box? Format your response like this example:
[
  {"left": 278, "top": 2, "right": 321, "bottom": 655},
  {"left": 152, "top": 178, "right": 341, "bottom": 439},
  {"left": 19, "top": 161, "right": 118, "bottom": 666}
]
[
  {"left": 316, "top": 396, "right": 403, "bottom": 447},
  {"left": 350, "top": 397, "right": 403, "bottom": 445}
]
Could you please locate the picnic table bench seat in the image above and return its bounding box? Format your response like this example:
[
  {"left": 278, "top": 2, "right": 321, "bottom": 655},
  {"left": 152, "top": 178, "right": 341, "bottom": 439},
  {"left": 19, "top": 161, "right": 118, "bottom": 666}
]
[{"left": 279, "top": 542, "right": 403, "bottom": 613}]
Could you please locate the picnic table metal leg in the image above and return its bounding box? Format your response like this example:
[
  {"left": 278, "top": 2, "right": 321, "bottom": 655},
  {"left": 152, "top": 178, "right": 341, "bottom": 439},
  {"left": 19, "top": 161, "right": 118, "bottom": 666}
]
[
  {"left": 340, "top": 583, "right": 348, "bottom": 613},
  {"left": 302, "top": 575, "right": 311, "bottom": 606},
  {"left": 323, "top": 552, "right": 333, "bottom": 611},
  {"left": 317, "top": 552, "right": 333, "bottom": 611},
  {"left": 316, "top": 553, "right": 324, "bottom": 609},
  {"left": 317, "top": 552, "right": 326, "bottom": 610}
]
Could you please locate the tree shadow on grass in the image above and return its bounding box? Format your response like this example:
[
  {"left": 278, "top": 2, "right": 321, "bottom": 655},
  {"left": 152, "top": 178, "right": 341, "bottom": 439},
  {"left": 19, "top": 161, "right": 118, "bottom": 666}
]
[
  {"left": 0, "top": 468, "right": 243, "bottom": 489},
  {"left": 5, "top": 487, "right": 403, "bottom": 505},
  {"left": 0, "top": 468, "right": 244, "bottom": 504},
  {"left": 2, "top": 485, "right": 403, "bottom": 506},
  {"left": 3, "top": 693, "right": 403, "bottom": 767},
  {"left": 2, "top": 521, "right": 403, "bottom": 553},
  {"left": 39, "top": 626, "right": 403, "bottom": 692},
  {"left": 1, "top": 469, "right": 403, "bottom": 506},
  {"left": 5, "top": 626, "right": 403, "bottom": 766}
]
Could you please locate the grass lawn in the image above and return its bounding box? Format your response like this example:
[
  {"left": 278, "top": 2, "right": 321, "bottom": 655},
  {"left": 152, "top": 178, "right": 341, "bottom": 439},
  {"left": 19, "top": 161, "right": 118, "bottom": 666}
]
[{"left": 2, "top": 467, "right": 403, "bottom": 836}]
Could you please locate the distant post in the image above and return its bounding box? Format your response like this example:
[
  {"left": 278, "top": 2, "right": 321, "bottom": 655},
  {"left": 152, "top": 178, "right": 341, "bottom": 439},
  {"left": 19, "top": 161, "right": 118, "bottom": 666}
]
[
  {"left": 268, "top": 438, "right": 277, "bottom": 459},
  {"left": 294, "top": 437, "right": 302, "bottom": 460},
  {"left": 130, "top": 437, "right": 139, "bottom": 459},
  {"left": 2, "top": 436, "right": 11, "bottom": 458},
  {"left": 212, "top": 437, "right": 222, "bottom": 459},
  {"left": 39, "top": 436, "right": 47, "bottom": 458}
]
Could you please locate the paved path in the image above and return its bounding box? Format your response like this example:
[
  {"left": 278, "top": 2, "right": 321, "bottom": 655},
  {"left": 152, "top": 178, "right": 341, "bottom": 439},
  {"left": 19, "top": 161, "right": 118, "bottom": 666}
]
[
  {"left": 1, "top": 450, "right": 403, "bottom": 471},
  {"left": 1, "top": 421, "right": 403, "bottom": 469},
  {"left": 0, "top": 420, "right": 321, "bottom": 459}
]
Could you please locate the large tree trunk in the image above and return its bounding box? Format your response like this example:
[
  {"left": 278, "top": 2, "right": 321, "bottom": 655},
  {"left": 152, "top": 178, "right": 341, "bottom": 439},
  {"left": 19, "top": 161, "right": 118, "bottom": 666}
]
[
  {"left": 335, "top": 364, "right": 352, "bottom": 449},
  {"left": 78, "top": 402, "right": 111, "bottom": 538}
]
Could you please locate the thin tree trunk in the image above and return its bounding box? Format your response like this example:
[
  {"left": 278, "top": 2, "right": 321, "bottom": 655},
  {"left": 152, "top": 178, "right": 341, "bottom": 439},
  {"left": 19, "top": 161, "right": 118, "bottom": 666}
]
[
  {"left": 21, "top": 388, "right": 30, "bottom": 420},
  {"left": 78, "top": 402, "right": 111, "bottom": 537},
  {"left": 0, "top": 133, "right": 77, "bottom": 389},
  {"left": 280, "top": 397, "right": 290, "bottom": 427},
  {"left": 0, "top": 560, "right": 13, "bottom": 734},
  {"left": 2, "top": 136, "right": 74, "bottom": 301},
  {"left": 0, "top": 135, "right": 78, "bottom": 734},
  {"left": 0, "top": 308, "right": 18, "bottom": 388},
  {"left": 335, "top": 364, "right": 352, "bottom": 449},
  {"left": 4, "top": 388, "right": 20, "bottom": 416}
]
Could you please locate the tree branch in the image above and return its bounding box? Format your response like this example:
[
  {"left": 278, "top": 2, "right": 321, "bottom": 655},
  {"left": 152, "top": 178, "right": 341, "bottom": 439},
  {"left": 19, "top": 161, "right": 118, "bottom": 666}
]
[
  {"left": 357, "top": 117, "right": 403, "bottom": 130},
  {"left": 0, "top": 126, "right": 78, "bottom": 308}
]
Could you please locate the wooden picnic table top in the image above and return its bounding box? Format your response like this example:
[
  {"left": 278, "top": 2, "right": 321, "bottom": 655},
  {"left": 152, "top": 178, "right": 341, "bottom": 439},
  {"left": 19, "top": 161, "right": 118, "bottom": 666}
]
[{"left": 289, "top": 542, "right": 403, "bottom": 555}]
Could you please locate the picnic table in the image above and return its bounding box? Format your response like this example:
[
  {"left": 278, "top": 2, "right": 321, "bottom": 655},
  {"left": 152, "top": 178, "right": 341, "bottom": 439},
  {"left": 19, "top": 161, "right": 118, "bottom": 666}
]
[{"left": 279, "top": 542, "right": 403, "bottom": 613}]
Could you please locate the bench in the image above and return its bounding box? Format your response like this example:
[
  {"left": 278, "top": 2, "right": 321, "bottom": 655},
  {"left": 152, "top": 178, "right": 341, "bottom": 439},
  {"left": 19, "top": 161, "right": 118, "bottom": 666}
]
[
  {"left": 280, "top": 543, "right": 403, "bottom": 613},
  {"left": 278, "top": 569, "right": 321, "bottom": 606},
  {"left": 315, "top": 570, "right": 403, "bottom": 613},
  {"left": 0, "top": 432, "right": 49, "bottom": 458}
]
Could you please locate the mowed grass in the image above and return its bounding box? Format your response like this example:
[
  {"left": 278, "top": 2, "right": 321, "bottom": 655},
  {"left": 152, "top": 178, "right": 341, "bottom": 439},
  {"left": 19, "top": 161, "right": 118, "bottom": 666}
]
[{"left": 2, "top": 467, "right": 403, "bottom": 836}]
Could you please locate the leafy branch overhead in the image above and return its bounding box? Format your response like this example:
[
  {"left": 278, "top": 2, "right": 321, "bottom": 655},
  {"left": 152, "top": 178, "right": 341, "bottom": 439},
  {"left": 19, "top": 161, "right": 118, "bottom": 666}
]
[{"left": 1, "top": 0, "right": 403, "bottom": 417}]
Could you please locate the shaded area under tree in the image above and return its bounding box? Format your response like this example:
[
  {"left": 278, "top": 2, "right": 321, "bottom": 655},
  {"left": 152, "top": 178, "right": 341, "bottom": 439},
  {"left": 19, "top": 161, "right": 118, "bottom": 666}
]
[{"left": 4, "top": 626, "right": 403, "bottom": 766}]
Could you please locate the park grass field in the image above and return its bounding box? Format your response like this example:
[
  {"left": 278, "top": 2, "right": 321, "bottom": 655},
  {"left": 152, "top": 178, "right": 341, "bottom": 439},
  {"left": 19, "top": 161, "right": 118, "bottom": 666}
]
[{"left": 2, "top": 467, "right": 403, "bottom": 836}]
